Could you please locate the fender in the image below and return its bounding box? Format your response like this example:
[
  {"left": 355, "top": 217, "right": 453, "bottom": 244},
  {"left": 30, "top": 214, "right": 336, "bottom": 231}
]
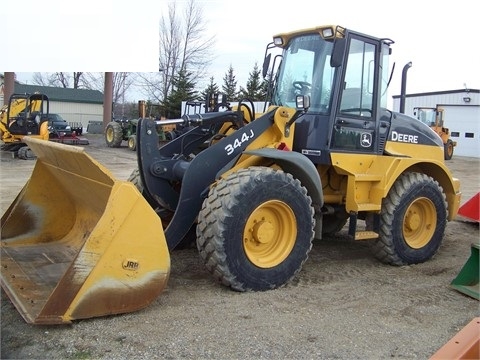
[{"left": 243, "top": 148, "right": 324, "bottom": 210}]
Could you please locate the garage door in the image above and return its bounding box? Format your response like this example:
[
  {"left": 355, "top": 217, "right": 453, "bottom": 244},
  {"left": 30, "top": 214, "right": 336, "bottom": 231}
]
[{"left": 443, "top": 105, "right": 480, "bottom": 158}]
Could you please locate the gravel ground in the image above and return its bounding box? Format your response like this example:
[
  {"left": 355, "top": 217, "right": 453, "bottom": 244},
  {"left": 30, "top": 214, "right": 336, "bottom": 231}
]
[{"left": 1, "top": 134, "right": 479, "bottom": 359}]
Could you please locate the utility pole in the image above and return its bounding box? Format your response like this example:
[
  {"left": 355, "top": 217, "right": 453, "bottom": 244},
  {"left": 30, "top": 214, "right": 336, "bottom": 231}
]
[
  {"left": 3, "top": 72, "right": 15, "bottom": 106},
  {"left": 103, "top": 72, "right": 113, "bottom": 130},
  {"left": 121, "top": 73, "right": 127, "bottom": 118}
]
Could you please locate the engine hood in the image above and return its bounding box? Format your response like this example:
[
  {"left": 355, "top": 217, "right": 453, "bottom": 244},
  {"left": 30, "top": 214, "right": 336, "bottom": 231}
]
[{"left": 384, "top": 111, "right": 444, "bottom": 159}]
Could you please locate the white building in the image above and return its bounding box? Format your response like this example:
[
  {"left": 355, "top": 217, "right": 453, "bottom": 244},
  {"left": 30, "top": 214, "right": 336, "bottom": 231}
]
[{"left": 392, "top": 89, "right": 480, "bottom": 158}]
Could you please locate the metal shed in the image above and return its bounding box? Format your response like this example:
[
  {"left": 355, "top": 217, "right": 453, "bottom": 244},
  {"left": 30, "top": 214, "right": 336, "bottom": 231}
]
[{"left": 392, "top": 89, "right": 480, "bottom": 158}]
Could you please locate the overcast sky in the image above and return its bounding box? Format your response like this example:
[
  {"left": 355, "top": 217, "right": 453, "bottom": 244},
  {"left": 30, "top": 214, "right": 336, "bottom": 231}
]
[{"left": 4, "top": 0, "right": 479, "bottom": 101}]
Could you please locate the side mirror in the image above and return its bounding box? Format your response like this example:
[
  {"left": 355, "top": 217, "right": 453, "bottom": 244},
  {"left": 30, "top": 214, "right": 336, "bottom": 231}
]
[
  {"left": 331, "top": 38, "right": 346, "bottom": 68},
  {"left": 262, "top": 53, "right": 271, "bottom": 78},
  {"left": 284, "top": 97, "right": 309, "bottom": 137},
  {"left": 296, "top": 95, "right": 310, "bottom": 111}
]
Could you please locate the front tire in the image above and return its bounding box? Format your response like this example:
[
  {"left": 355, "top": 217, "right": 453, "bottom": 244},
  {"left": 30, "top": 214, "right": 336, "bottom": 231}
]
[
  {"left": 372, "top": 172, "right": 447, "bottom": 265},
  {"left": 127, "top": 134, "right": 136, "bottom": 151},
  {"left": 197, "top": 167, "right": 315, "bottom": 291},
  {"left": 128, "top": 167, "right": 169, "bottom": 210},
  {"left": 127, "top": 168, "right": 194, "bottom": 249},
  {"left": 105, "top": 121, "right": 123, "bottom": 147},
  {"left": 444, "top": 139, "right": 454, "bottom": 160}
]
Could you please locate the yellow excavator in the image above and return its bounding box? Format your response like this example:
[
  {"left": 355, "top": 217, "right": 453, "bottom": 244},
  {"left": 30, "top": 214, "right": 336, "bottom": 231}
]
[
  {"left": 1, "top": 92, "right": 89, "bottom": 159},
  {"left": 0, "top": 93, "right": 50, "bottom": 158},
  {"left": 1, "top": 25, "right": 461, "bottom": 324}
]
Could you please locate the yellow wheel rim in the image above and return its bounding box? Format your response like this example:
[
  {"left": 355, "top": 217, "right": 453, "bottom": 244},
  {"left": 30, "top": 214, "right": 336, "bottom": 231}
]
[
  {"left": 243, "top": 200, "right": 296, "bottom": 268},
  {"left": 402, "top": 197, "right": 437, "bottom": 249},
  {"left": 106, "top": 127, "right": 114, "bottom": 142},
  {"left": 128, "top": 137, "right": 135, "bottom": 149}
]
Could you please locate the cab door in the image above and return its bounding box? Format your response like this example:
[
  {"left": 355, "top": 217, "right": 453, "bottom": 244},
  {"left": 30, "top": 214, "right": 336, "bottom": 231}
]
[{"left": 331, "top": 35, "right": 379, "bottom": 153}]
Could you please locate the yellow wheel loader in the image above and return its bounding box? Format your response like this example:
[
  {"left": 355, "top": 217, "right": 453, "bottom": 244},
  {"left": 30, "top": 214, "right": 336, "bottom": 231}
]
[
  {"left": 413, "top": 106, "right": 457, "bottom": 160},
  {"left": 1, "top": 25, "right": 461, "bottom": 324}
]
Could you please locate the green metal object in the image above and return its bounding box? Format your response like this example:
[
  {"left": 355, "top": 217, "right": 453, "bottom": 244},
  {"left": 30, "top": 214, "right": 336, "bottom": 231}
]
[{"left": 451, "top": 243, "right": 479, "bottom": 300}]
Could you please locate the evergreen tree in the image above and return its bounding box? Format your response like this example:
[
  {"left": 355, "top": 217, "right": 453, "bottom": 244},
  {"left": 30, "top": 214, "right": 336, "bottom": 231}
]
[
  {"left": 164, "top": 69, "right": 199, "bottom": 118},
  {"left": 262, "top": 69, "right": 275, "bottom": 103},
  {"left": 238, "top": 62, "right": 266, "bottom": 101},
  {"left": 200, "top": 76, "right": 220, "bottom": 104},
  {"left": 222, "top": 65, "right": 238, "bottom": 101}
]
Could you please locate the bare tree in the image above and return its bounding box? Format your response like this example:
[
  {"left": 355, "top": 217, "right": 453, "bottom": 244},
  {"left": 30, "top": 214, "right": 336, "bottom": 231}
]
[
  {"left": 158, "top": 3, "right": 181, "bottom": 103},
  {"left": 31, "top": 72, "right": 133, "bottom": 106},
  {"left": 180, "top": 0, "right": 214, "bottom": 78},
  {"left": 32, "top": 72, "right": 52, "bottom": 86},
  {"left": 141, "top": 0, "right": 215, "bottom": 113},
  {"left": 32, "top": 72, "right": 84, "bottom": 88},
  {"left": 78, "top": 73, "right": 104, "bottom": 91},
  {"left": 81, "top": 72, "right": 134, "bottom": 105}
]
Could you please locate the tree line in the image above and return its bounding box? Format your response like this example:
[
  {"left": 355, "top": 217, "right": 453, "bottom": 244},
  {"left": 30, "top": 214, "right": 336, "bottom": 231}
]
[{"left": 164, "top": 62, "right": 268, "bottom": 118}]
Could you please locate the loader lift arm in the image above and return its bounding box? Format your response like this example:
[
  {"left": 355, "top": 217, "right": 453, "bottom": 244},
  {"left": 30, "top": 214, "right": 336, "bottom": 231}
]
[{"left": 137, "top": 109, "right": 277, "bottom": 250}]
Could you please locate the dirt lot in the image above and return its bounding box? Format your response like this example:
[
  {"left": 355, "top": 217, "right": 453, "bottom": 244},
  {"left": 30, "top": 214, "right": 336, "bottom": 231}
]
[{"left": 1, "top": 134, "right": 479, "bottom": 359}]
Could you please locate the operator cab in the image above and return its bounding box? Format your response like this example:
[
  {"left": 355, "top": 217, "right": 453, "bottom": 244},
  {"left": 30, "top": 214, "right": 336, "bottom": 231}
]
[
  {"left": 266, "top": 25, "right": 394, "bottom": 165},
  {"left": 6, "top": 93, "right": 50, "bottom": 135}
]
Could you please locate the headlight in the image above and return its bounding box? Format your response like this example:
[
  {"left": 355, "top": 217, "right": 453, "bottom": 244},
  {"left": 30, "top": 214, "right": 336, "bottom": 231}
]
[
  {"left": 321, "top": 27, "right": 334, "bottom": 38},
  {"left": 273, "top": 37, "right": 284, "bottom": 46}
]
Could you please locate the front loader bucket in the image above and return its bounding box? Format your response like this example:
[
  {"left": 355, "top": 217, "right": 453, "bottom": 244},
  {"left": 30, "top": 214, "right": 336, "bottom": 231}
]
[
  {"left": 1, "top": 137, "right": 170, "bottom": 324},
  {"left": 451, "top": 243, "right": 479, "bottom": 300}
]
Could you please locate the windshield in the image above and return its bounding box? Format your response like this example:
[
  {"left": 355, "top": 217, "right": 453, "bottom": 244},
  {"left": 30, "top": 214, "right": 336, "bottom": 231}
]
[
  {"left": 49, "top": 114, "right": 65, "bottom": 122},
  {"left": 416, "top": 109, "right": 436, "bottom": 126},
  {"left": 272, "top": 34, "right": 334, "bottom": 113}
]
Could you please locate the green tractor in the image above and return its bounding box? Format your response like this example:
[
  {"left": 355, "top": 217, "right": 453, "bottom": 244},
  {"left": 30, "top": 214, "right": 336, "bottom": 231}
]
[
  {"left": 105, "top": 117, "right": 141, "bottom": 150},
  {"left": 105, "top": 117, "right": 176, "bottom": 151},
  {"left": 105, "top": 101, "right": 172, "bottom": 151},
  {"left": 105, "top": 96, "right": 232, "bottom": 150}
]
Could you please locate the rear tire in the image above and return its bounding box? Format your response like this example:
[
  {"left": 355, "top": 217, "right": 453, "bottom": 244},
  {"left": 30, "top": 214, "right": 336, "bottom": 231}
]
[
  {"left": 372, "top": 172, "right": 447, "bottom": 265},
  {"left": 197, "top": 167, "right": 315, "bottom": 291},
  {"left": 105, "top": 121, "right": 123, "bottom": 147}
]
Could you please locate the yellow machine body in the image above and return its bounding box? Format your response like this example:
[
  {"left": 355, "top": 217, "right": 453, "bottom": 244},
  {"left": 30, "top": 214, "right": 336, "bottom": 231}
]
[
  {"left": 0, "top": 24, "right": 463, "bottom": 325},
  {"left": 0, "top": 95, "right": 50, "bottom": 144}
]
